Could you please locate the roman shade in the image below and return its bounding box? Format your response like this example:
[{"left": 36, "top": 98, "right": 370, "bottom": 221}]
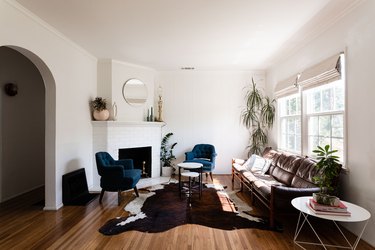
[
  {"left": 298, "top": 53, "right": 342, "bottom": 91},
  {"left": 274, "top": 74, "right": 300, "bottom": 98},
  {"left": 274, "top": 53, "right": 343, "bottom": 98}
]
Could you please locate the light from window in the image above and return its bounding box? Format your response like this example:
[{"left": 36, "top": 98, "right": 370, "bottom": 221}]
[
  {"left": 278, "top": 94, "right": 301, "bottom": 154},
  {"left": 305, "top": 81, "right": 345, "bottom": 159}
]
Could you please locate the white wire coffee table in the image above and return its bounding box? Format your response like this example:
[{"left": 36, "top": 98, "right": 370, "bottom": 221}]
[{"left": 291, "top": 196, "right": 371, "bottom": 250}]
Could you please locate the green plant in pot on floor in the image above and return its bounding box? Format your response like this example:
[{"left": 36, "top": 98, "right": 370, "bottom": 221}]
[
  {"left": 160, "top": 132, "right": 177, "bottom": 177},
  {"left": 312, "top": 145, "right": 342, "bottom": 205}
]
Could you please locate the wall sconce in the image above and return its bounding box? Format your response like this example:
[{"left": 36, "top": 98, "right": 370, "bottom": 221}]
[{"left": 4, "top": 83, "right": 18, "bottom": 96}]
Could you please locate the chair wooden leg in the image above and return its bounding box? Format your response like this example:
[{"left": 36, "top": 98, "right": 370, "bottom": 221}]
[
  {"left": 209, "top": 172, "right": 213, "bottom": 181},
  {"left": 99, "top": 189, "right": 105, "bottom": 204},
  {"left": 118, "top": 190, "right": 122, "bottom": 206},
  {"left": 134, "top": 186, "right": 139, "bottom": 197}
]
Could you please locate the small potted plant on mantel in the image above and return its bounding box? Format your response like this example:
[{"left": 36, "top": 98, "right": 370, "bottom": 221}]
[
  {"left": 91, "top": 97, "right": 110, "bottom": 121},
  {"left": 160, "top": 132, "right": 177, "bottom": 177},
  {"left": 312, "top": 145, "right": 342, "bottom": 205}
]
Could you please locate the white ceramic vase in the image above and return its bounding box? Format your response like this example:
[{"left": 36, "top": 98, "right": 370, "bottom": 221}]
[
  {"left": 162, "top": 166, "right": 173, "bottom": 177},
  {"left": 93, "top": 109, "right": 110, "bottom": 121}
]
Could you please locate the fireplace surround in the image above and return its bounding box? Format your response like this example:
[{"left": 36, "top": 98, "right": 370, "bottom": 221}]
[{"left": 92, "top": 121, "right": 165, "bottom": 190}]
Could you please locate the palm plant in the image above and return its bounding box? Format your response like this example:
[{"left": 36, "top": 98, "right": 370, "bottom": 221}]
[{"left": 241, "top": 78, "right": 276, "bottom": 155}]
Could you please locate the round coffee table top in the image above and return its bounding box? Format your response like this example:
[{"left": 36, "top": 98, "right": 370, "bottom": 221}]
[
  {"left": 177, "top": 162, "right": 203, "bottom": 169},
  {"left": 292, "top": 196, "right": 371, "bottom": 222}
]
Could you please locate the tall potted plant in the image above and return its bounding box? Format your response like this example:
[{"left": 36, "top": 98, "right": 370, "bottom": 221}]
[
  {"left": 241, "top": 78, "right": 276, "bottom": 156},
  {"left": 91, "top": 97, "right": 110, "bottom": 121},
  {"left": 160, "top": 132, "right": 177, "bottom": 177},
  {"left": 312, "top": 145, "right": 341, "bottom": 205}
]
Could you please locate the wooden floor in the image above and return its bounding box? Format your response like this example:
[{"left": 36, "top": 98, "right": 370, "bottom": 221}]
[{"left": 0, "top": 175, "right": 373, "bottom": 250}]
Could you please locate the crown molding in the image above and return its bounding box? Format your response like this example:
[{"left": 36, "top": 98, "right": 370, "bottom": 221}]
[
  {"left": 5, "top": 0, "right": 97, "bottom": 61},
  {"left": 266, "top": 0, "right": 366, "bottom": 68}
]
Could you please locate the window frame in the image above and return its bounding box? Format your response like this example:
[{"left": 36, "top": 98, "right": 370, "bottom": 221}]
[{"left": 277, "top": 55, "right": 347, "bottom": 167}]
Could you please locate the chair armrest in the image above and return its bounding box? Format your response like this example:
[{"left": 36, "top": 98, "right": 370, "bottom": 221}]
[
  {"left": 210, "top": 152, "right": 218, "bottom": 162},
  {"left": 185, "top": 151, "right": 194, "bottom": 161},
  {"left": 114, "top": 159, "right": 134, "bottom": 170},
  {"left": 102, "top": 165, "right": 124, "bottom": 178}
]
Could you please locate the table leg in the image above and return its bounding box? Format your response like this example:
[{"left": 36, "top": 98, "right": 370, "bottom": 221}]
[
  {"left": 294, "top": 212, "right": 369, "bottom": 250},
  {"left": 179, "top": 167, "right": 181, "bottom": 198}
]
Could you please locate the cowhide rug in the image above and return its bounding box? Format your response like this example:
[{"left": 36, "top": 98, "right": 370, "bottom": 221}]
[{"left": 99, "top": 183, "right": 269, "bottom": 235}]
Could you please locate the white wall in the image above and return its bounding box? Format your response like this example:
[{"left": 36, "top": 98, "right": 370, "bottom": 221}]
[
  {"left": 266, "top": 0, "right": 375, "bottom": 246},
  {"left": 0, "top": 0, "right": 97, "bottom": 209},
  {"left": 156, "top": 70, "right": 265, "bottom": 174},
  {"left": 0, "top": 47, "right": 45, "bottom": 202}
]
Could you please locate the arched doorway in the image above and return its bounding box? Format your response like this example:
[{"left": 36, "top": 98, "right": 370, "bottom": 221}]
[{"left": 0, "top": 45, "right": 56, "bottom": 209}]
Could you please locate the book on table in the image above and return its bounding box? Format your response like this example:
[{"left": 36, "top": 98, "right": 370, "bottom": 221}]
[
  {"left": 309, "top": 198, "right": 348, "bottom": 212},
  {"left": 307, "top": 199, "right": 351, "bottom": 216}
]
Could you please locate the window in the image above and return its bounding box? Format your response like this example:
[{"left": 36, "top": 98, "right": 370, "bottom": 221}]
[
  {"left": 276, "top": 53, "right": 346, "bottom": 164},
  {"left": 278, "top": 94, "right": 301, "bottom": 154},
  {"left": 305, "top": 81, "right": 345, "bottom": 160}
]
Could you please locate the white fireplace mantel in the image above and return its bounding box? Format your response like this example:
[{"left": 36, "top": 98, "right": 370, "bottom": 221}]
[{"left": 92, "top": 120, "right": 165, "bottom": 191}]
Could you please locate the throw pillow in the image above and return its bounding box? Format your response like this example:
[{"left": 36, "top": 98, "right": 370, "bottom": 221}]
[{"left": 244, "top": 154, "right": 271, "bottom": 174}]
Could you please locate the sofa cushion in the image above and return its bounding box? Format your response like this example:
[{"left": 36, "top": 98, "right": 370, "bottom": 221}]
[
  {"left": 271, "top": 154, "right": 304, "bottom": 186},
  {"left": 291, "top": 157, "right": 319, "bottom": 188},
  {"left": 252, "top": 176, "right": 285, "bottom": 200},
  {"left": 243, "top": 154, "right": 271, "bottom": 174}
]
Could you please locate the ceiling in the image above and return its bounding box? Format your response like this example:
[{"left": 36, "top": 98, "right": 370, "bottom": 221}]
[{"left": 14, "top": 0, "right": 361, "bottom": 70}]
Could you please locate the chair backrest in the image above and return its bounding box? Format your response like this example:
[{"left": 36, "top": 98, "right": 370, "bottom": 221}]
[
  {"left": 95, "top": 152, "right": 115, "bottom": 176},
  {"left": 192, "top": 144, "right": 216, "bottom": 160}
]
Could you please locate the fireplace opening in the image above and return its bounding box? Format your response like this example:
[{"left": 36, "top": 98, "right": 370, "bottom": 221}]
[{"left": 119, "top": 146, "right": 152, "bottom": 178}]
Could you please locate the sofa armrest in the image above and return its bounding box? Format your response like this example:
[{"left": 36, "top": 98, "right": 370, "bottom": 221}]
[
  {"left": 232, "top": 158, "right": 245, "bottom": 165},
  {"left": 271, "top": 185, "right": 320, "bottom": 199}
]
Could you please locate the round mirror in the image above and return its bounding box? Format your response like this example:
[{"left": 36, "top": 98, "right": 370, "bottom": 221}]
[{"left": 122, "top": 78, "right": 148, "bottom": 106}]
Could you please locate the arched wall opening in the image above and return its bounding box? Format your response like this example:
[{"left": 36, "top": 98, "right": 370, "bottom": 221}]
[{"left": 0, "top": 45, "right": 56, "bottom": 210}]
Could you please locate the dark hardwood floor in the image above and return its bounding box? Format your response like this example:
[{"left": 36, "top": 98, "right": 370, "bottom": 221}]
[{"left": 0, "top": 175, "right": 373, "bottom": 249}]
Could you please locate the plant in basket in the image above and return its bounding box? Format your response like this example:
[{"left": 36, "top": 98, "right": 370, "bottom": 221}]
[{"left": 312, "top": 145, "right": 342, "bottom": 206}]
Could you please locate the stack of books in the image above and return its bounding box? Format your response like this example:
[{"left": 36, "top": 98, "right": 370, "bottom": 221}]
[{"left": 307, "top": 198, "right": 351, "bottom": 216}]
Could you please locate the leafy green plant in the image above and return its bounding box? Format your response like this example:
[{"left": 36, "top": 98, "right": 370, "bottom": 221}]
[
  {"left": 313, "top": 145, "right": 341, "bottom": 195},
  {"left": 241, "top": 78, "right": 275, "bottom": 155},
  {"left": 160, "top": 132, "right": 177, "bottom": 167},
  {"left": 91, "top": 97, "right": 107, "bottom": 111}
]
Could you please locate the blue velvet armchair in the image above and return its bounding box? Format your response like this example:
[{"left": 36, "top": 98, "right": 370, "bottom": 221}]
[
  {"left": 184, "top": 144, "right": 217, "bottom": 181},
  {"left": 95, "top": 152, "right": 141, "bottom": 205}
]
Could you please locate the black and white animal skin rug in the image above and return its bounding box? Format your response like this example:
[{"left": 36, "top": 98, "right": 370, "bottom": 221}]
[{"left": 99, "top": 182, "right": 269, "bottom": 235}]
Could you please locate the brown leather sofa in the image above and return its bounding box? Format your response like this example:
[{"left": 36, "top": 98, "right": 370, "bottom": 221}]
[{"left": 232, "top": 147, "right": 328, "bottom": 228}]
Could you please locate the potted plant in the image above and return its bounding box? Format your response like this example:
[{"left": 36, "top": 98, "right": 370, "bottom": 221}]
[
  {"left": 91, "top": 97, "right": 110, "bottom": 121},
  {"left": 312, "top": 145, "right": 342, "bottom": 205},
  {"left": 241, "top": 78, "right": 276, "bottom": 156},
  {"left": 160, "top": 132, "right": 177, "bottom": 177}
]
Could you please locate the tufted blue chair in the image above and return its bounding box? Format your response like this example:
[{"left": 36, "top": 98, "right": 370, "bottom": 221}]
[
  {"left": 184, "top": 144, "right": 217, "bottom": 181},
  {"left": 95, "top": 152, "right": 141, "bottom": 205}
]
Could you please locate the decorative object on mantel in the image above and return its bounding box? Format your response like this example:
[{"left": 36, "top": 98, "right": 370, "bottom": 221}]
[
  {"left": 4, "top": 83, "right": 18, "bottom": 96},
  {"left": 111, "top": 101, "right": 118, "bottom": 121},
  {"left": 312, "top": 144, "right": 342, "bottom": 206},
  {"left": 156, "top": 86, "right": 163, "bottom": 122},
  {"left": 146, "top": 106, "right": 154, "bottom": 122},
  {"left": 160, "top": 132, "right": 177, "bottom": 177},
  {"left": 91, "top": 97, "right": 110, "bottom": 121}
]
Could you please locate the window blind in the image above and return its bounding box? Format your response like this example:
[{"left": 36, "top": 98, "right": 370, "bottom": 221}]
[
  {"left": 298, "top": 53, "right": 342, "bottom": 90},
  {"left": 274, "top": 74, "right": 300, "bottom": 98}
]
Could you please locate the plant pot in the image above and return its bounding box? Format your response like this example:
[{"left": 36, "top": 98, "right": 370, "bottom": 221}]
[
  {"left": 313, "top": 193, "right": 340, "bottom": 206},
  {"left": 93, "top": 109, "right": 110, "bottom": 121},
  {"left": 162, "top": 166, "right": 173, "bottom": 177}
]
